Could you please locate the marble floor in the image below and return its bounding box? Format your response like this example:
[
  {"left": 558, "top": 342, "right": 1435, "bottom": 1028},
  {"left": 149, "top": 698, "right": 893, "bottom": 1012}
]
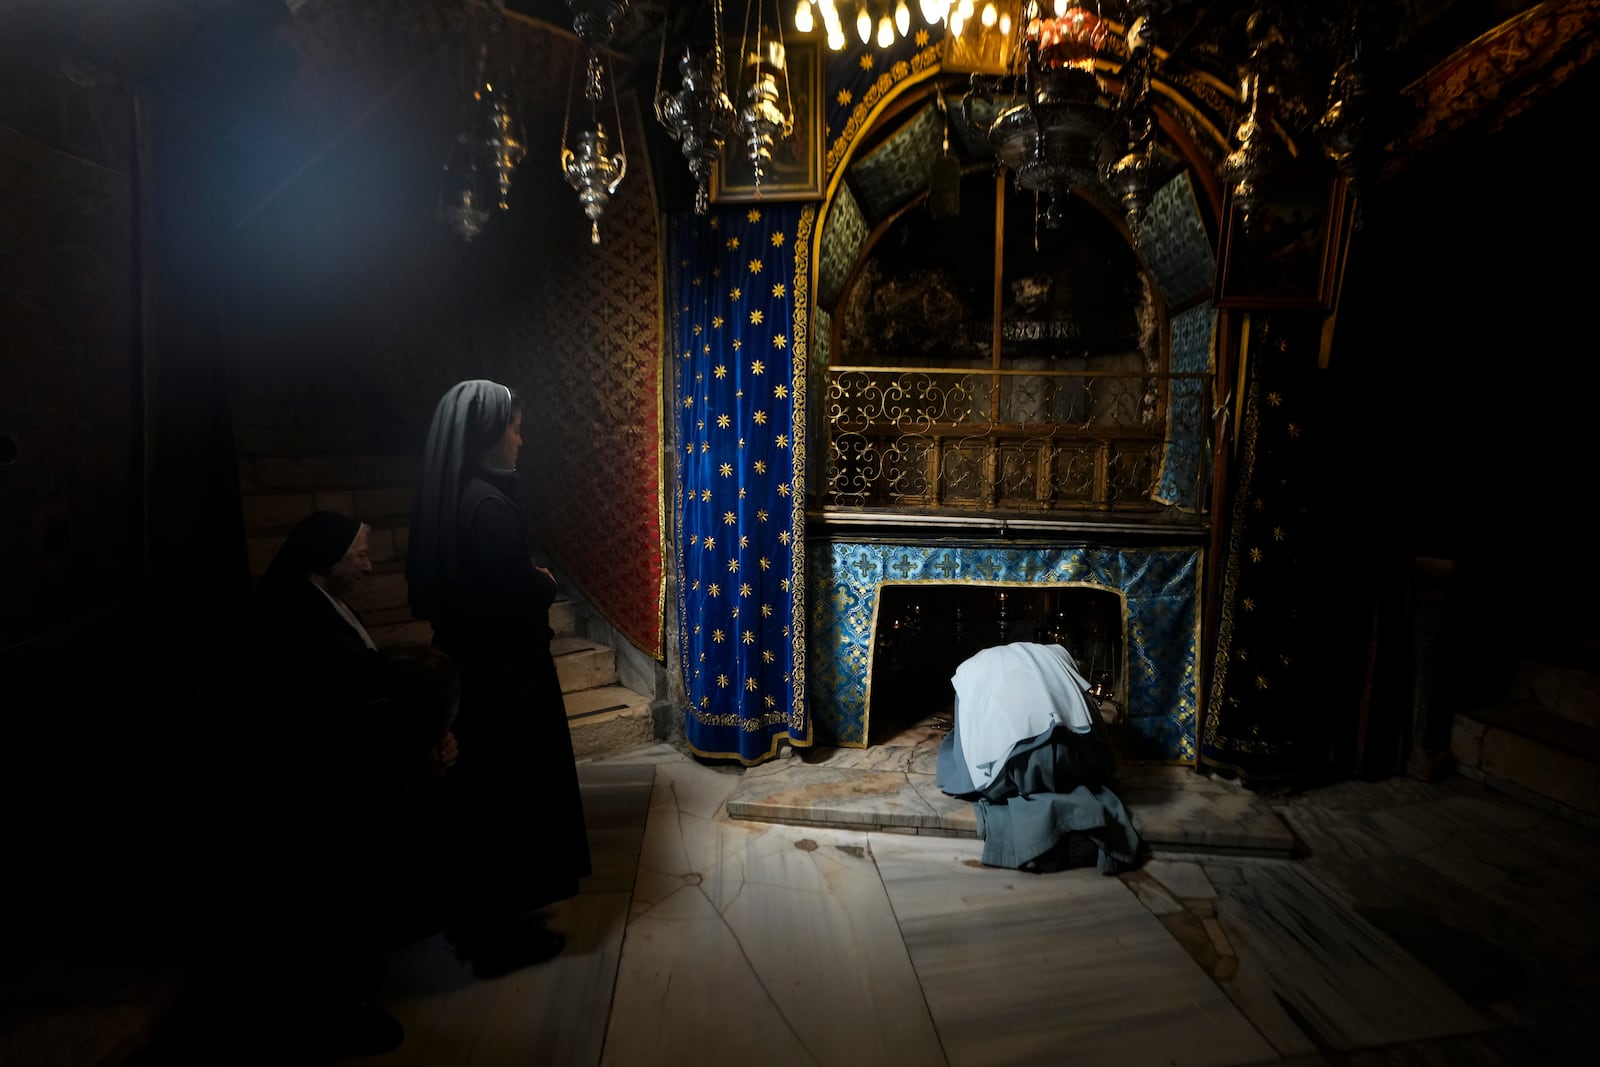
[{"left": 331, "top": 730, "right": 1599, "bottom": 1067}]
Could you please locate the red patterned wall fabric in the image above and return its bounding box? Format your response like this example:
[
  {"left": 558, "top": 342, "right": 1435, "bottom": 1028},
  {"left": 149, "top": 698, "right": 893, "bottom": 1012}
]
[
  {"left": 515, "top": 93, "right": 664, "bottom": 659},
  {"left": 266, "top": 1, "right": 665, "bottom": 656}
]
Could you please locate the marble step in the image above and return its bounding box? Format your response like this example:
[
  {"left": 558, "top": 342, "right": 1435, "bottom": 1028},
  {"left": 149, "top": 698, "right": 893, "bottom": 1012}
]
[
  {"left": 369, "top": 619, "right": 432, "bottom": 648},
  {"left": 237, "top": 452, "right": 421, "bottom": 493},
  {"left": 723, "top": 722, "right": 1298, "bottom": 855},
  {"left": 344, "top": 570, "right": 410, "bottom": 617},
  {"left": 1452, "top": 702, "right": 1600, "bottom": 826},
  {"left": 564, "top": 684, "right": 655, "bottom": 761},
  {"left": 549, "top": 597, "right": 577, "bottom": 637},
  {"left": 366, "top": 598, "right": 581, "bottom": 654},
  {"left": 247, "top": 522, "right": 409, "bottom": 579},
  {"left": 552, "top": 635, "right": 617, "bottom": 693},
  {"left": 240, "top": 487, "right": 416, "bottom": 538},
  {"left": 361, "top": 596, "right": 578, "bottom": 649}
]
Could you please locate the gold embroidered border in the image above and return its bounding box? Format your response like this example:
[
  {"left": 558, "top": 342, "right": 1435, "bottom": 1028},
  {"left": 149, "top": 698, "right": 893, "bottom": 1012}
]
[
  {"left": 790, "top": 205, "right": 815, "bottom": 745},
  {"left": 1201, "top": 323, "right": 1259, "bottom": 755},
  {"left": 1403, "top": 0, "right": 1600, "bottom": 149},
  {"left": 825, "top": 44, "right": 943, "bottom": 178},
  {"left": 653, "top": 163, "right": 669, "bottom": 658}
]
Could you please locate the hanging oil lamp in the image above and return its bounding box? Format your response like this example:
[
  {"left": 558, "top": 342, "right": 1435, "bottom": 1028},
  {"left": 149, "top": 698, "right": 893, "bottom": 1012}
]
[
  {"left": 653, "top": 0, "right": 736, "bottom": 215},
  {"left": 561, "top": 0, "right": 630, "bottom": 243},
  {"left": 731, "top": 0, "right": 794, "bottom": 191}
]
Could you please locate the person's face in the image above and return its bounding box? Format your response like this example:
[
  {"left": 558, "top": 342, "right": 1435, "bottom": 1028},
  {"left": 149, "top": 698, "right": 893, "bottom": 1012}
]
[
  {"left": 326, "top": 526, "right": 372, "bottom": 596},
  {"left": 492, "top": 409, "right": 523, "bottom": 470}
]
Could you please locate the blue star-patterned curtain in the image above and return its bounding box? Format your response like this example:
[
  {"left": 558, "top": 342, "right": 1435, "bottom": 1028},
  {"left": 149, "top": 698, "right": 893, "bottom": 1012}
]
[
  {"left": 1202, "top": 313, "right": 1361, "bottom": 783},
  {"left": 670, "top": 203, "right": 811, "bottom": 763}
]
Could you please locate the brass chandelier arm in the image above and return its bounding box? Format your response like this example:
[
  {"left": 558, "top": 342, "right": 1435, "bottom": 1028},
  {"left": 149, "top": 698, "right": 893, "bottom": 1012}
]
[{"left": 607, "top": 48, "right": 630, "bottom": 191}]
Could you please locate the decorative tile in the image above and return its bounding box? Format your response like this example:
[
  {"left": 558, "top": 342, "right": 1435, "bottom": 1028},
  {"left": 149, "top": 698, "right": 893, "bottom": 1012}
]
[{"left": 812, "top": 542, "right": 1203, "bottom": 759}]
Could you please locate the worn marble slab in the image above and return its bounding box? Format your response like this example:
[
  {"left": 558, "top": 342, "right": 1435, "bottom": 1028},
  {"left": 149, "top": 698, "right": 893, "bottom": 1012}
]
[
  {"left": 1143, "top": 857, "right": 1219, "bottom": 900},
  {"left": 728, "top": 747, "right": 1298, "bottom": 855},
  {"left": 1270, "top": 776, "right": 1600, "bottom": 1015},
  {"left": 906, "top": 774, "right": 979, "bottom": 835},
  {"left": 1206, "top": 857, "right": 1492, "bottom": 1055},
  {"left": 355, "top": 764, "right": 655, "bottom": 1067},
  {"left": 605, "top": 760, "right": 946, "bottom": 1067},
  {"left": 868, "top": 832, "right": 1277, "bottom": 1067},
  {"left": 586, "top": 741, "right": 693, "bottom": 766},
  {"left": 1120, "top": 780, "right": 1298, "bottom": 855},
  {"left": 725, "top": 762, "right": 950, "bottom": 830}
]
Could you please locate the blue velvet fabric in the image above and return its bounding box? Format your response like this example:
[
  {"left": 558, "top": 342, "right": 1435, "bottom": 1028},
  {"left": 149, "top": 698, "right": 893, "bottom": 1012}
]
[{"left": 670, "top": 205, "right": 813, "bottom": 764}]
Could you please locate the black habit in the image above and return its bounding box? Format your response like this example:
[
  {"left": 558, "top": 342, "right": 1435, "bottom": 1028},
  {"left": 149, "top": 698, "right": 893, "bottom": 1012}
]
[{"left": 407, "top": 381, "right": 592, "bottom": 921}]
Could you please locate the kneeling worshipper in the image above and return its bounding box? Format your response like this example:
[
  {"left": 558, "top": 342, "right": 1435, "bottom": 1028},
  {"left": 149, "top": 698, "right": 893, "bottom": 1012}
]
[
  {"left": 230, "top": 510, "right": 459, "bottom": 1059},
  {"left": 936, "top": 641, "right": 1142, "bottom": 873}
]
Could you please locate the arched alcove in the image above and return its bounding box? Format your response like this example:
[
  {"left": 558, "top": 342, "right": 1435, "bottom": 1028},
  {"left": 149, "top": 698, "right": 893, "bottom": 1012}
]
[{"left": 803, "top": 52, "right": 1223, "bottom": 757}]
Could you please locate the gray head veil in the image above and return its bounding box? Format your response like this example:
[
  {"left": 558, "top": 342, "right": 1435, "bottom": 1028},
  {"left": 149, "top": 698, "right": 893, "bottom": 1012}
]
[{"left": 406, "top": 379, "right": 513, "bottom": 621}]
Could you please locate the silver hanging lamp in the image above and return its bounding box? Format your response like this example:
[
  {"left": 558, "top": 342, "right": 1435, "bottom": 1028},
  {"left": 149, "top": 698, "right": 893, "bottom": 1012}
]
[
  {"left": 653, "top": 0, "right": 737, "bottom": 215},
  {"left": 731, "top": 0, "right": 795, "bottom": 192},
  {"left": 561, "top": 1, "right": 631, "bottom": 244}
]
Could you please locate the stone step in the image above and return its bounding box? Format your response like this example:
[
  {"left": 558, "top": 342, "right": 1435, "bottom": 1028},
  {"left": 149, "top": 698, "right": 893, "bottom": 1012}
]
[
  {"left": 240, "top": 488, "right": 415, "bottom": 538},
  {"left": 1452, "top": 703, "right": 1600, "bottom": 826},
  {"left": 552, "top": 635, "right": 617, "bottom": 693},
  {"left": 564, "top": 684, "right": 655, "bottom": 761},
  {"left": 247, "top": 524, "right": 408, "bottom": 579},
  {"left": 345, "top": 571, "right": 410, "bottom": 616},
  {"left": 364, "top": 599, "right": 573, "bottom": 645},
  {"left": 362, "top": 604, "right": 415, "bottom": 628},
  {"left": 232, "top": 423, "right": 390, "bottom": 458},
  {"left": 370, "top": 619, "right": 433, "bottom": 648},
  {"left": 1509, "top": 658, "right": 1600, "bottom": 730},
  {"left": 237, "top": 453, "right": 422, "bottom": 494},
  {"left": 549, "top": 598, "right": 577, "bottom": 638}
]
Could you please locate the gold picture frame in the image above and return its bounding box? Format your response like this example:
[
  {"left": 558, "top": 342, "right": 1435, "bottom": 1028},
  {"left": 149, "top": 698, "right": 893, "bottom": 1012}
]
[
  {"left": 711, "top": 34, "right": 824, "bottom": 204},
  {"left": 1214, "top": 177, "right": 1352, "bottom": 311}
]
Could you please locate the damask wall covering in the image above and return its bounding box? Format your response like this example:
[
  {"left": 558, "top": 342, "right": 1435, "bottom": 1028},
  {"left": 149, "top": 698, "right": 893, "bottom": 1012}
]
[{"left": 241, "top": 0, "right": 667, "bottom": 656}]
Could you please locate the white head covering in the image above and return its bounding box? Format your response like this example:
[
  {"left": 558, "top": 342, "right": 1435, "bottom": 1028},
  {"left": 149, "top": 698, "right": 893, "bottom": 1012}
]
[{"left": 951, "top": 642, "right": 1097, "bottom": 791}]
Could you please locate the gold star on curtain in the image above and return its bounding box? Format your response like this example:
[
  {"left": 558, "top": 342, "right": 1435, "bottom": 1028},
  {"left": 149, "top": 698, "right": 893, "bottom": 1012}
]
[{"left": 671, "top": 205, "right": 808, "bottom": 763}]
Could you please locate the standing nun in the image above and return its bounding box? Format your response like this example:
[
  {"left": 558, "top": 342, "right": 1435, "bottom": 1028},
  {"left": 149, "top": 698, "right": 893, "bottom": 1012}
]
[{"left": 406, "top": 378, "right": 591, "bottom": 978}]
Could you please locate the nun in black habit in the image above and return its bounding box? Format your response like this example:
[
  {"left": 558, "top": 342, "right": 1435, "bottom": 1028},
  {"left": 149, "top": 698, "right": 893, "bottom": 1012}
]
[
  {"left": 407, "top": 378, "right": 591, "bottom": 978},
  {"left": 235, "top": 510, "right": 460, "bottom": 1057}
]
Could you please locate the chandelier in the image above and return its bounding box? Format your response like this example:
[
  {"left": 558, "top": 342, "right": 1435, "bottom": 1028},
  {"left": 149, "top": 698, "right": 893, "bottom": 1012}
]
[
  {"left": 438, "top": 1, "right": 527, "bottom": 241},
  {"left": 1218, "top": 3, "right": 1404, "bottom": 234},
  {"left": 1102, "top": 7, "right": 1156, "bottom": 233},
  {"left": 731, "top": 0, "right": 796, "bottom": 190},
  {"left": 654, "top": 0, "right": 737, "bottom": 215},
  {"left": 961, "top": 2, "right": 1120, "bottom": 231},
  {"left": 791, "top": 1, "right": 1403, "bottom": 243},
  {"left": 561, "top": 0, "right": 631, "bottom": 244},
  {"left": 795, "top": 1, "right": 976, "bottom": 52}
]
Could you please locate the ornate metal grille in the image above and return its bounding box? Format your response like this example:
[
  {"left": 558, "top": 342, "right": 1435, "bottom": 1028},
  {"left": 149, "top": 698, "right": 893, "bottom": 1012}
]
[{"left": 822, "top": 365, "right": 1209, "bottom": 516}]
